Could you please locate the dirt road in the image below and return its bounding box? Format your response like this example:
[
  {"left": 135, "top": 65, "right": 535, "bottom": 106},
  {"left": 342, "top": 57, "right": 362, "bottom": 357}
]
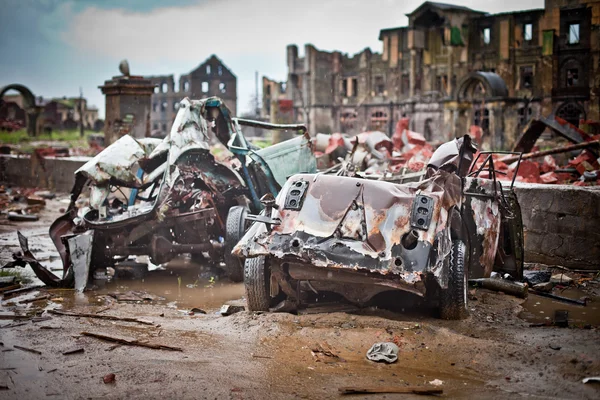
[{"left": 1, "top": 201, "right": 599, "bottom": 399}]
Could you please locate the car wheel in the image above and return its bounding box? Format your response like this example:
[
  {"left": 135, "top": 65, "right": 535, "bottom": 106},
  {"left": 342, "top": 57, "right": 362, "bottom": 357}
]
[
  {"left": 223, "top": 205, "right": 247, "bottom": 282},
  {"left": 244, "top": 256, "right": 271, "bottom": 312},
  {"left": 440, "top": 240, "right": 468, "bottom": 320}
]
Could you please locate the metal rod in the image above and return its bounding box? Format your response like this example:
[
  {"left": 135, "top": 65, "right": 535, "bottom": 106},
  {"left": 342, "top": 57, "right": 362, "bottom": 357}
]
[
  {"left": 501, "top": 140, "right": 600, "bottom": 164},
  {"left": 234, "top": 118, "right": 307, "bottom": 134}
]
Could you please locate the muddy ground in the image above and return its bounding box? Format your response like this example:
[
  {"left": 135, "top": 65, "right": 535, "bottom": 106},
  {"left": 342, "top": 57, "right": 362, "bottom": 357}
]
[{"left": 1, "top": 196, "right": 599, "bottom": 399}]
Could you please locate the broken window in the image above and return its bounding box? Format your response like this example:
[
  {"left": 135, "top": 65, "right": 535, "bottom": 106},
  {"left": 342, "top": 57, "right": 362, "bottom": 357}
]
[
  {"left": 265, "top": 85, "right": 271, "bottom": 96},
  {"left": 402, "top": 74, "right": 410, "bottom": 94},
  {"left": 340, "top": 111, "right": 357, "bottom": 131},
  {"left": 352, "top": 78, "right": 358, "bottom": 97},
  {"left": 202, "top": 82, "right": 209, "bottom": 93},
  {"left": 483, "top": 28, "right": 491, "bottom": 45},
  {"left": 183, "top": 81, "right": 190, "bottom": 92},
  {"left": 162, "top": 83, "right": 168, "bottom": 93},
  {"left": 568, "top": 23, "right": 580, "bottom": 44},
  {"left": 518, "top": 106, "right": 533, "bottom": 126},
  {"left": 161, "top": 101, "right": 167, "bottom": 111},
  {"left": 280, "top": 82, "right": 287, "bottom": 93},
  {"left": 566, "top": 68, "right": 579, "bottom": 87},
  {"left": 520, "top": 66, "right": 534, "bottom": 89},
  {"left": 370, "top": 110, "right": 388, "bottom": 131},
  {"left": 340, "top": 79, "right": 348, "bottom": 97},
  {"left": 219, "top": 82, "right": 226, "bottom": 93},
  {"left": 218, "top": 65, "right": 223, "bottom": 76},
  {"left": 524, "top": 24, "right": 533, "bottom": 41},
  {"left": 374, "top": 76, "right": 385, "bottom": 96},
  {"left": 206, "top": 65, "right": 211, "bottom": 74},
  {"left": 473, "top": 107, "right": 489, "bottom": 132}
]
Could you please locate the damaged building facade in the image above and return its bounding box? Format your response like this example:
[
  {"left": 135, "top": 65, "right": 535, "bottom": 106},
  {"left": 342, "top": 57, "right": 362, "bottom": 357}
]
[
  {"left": 265, "top": 0, "right": 600, "bottom": 150},
  {"left": 148, "top": 55, "right": 237, "bottom": 136}
]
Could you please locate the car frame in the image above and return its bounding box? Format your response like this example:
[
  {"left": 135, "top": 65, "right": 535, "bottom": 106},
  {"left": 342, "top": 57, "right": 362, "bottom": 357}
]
[{"left": 234, "top": 135, "right": 524, "bottom": 319}]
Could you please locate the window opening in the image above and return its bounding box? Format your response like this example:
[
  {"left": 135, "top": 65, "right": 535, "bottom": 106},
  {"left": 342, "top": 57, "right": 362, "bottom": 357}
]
[
  {"left": 524, "top": 24, "right": 533, "bottom": 41},
  {"left": 520, "top": 66, "right": 533, "bottom": 89},
  {"left": 568, "top": 24, "right": 580, "bottom": 44},
  {"left": 483, "top": 28, "right": 491, "bottom": 45},
  {"left": 566, "top": 68, "right": 579, "bottom": 87}
]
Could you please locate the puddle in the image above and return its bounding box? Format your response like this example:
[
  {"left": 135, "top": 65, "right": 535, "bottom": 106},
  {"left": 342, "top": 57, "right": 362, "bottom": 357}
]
[
  {"left": 519, "top": 288, "right": 600, "bottom": 327},
  {"left": 95, "top": 267, "right": 245, "bottom": 310}
]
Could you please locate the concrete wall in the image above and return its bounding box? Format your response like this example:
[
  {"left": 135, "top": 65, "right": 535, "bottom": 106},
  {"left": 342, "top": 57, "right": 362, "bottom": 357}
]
[
  {"left": 514, "top": 182, "right": 600, "bottom": 269},
  {"left": 0, "top": 155, "right": 89, "bottom": 193}
]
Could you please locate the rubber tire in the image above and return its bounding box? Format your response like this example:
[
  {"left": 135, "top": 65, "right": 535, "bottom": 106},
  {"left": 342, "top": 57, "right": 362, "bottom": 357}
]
[
  {"left": 223, "top": 205, "right": 247, "bottom": 282},
  {"left": 440, "top": 240, "right": 468, "bottom": 320},
  {"left": 244, "top": 256, "right": 271, "bottom": 312}
]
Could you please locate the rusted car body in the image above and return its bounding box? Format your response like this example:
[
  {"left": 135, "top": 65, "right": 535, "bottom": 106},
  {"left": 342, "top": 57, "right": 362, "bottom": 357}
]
[
  {"left": 11, "top": 97, "right": 316, "bottom": 288},
  {"left": 234, "top": 135, "right": 523, "bottom": 319}
]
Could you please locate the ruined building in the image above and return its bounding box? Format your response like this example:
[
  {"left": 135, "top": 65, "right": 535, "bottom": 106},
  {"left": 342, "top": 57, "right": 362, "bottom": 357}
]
[
  {"left": 148, "top": 55, "right": 237, "bottom": 136},
  {"left": 265, "top": 0, "right": 600, "bottom": 150},
  {"left": 0, "top": 92, "right": 100, "bottom": 133}
]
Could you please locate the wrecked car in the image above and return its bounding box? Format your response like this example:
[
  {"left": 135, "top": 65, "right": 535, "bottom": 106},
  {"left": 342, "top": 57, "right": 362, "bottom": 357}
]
[
  {"left": 10, "top": 97, "right": 316, "bottom": 288},
  {"left": 234, "top": 135, "right": 524, "bottom": 319}
]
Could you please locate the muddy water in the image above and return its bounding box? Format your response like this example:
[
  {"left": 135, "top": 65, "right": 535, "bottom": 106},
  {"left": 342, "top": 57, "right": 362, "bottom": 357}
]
[
  {"left": 96, "top": 267, "right": 245, "bottom": 310},
  {"left": 519, "top": 288, "right": 600, "bottom": 327}
]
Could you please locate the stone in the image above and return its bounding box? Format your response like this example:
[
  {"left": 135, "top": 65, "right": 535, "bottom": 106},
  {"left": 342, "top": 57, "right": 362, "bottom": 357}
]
[
  {"left": 532, "top": 282, "right": 554, "bottom": 292},
  {"left": 220, "top": 304, "right": 245, "bottom": 316},
  {"left": 523, "top": 270, "right": 551, "bottom": 286}
]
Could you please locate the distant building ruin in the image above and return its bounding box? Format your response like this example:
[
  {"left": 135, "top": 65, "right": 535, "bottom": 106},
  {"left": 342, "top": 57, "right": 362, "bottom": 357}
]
[
  {"left": 148, "top": 55, "right": 237, "bottom": 136},
  {"left": 0, "top": 89, "right": 100, "bottom": 134},
  {"left": 266, "top": 0, "right": 600, "bottom": 150}
]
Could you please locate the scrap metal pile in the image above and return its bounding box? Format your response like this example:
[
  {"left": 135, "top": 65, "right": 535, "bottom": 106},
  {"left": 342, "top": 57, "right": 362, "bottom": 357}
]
[
  {"left": 313, "top": 117, "right": 433, "bottom": 181},
  {"left": 313, "top": 115, "right": 600, "bottom": 186},
  {"left": 475, "top": 116, "right": 600, "bottom": 186}
]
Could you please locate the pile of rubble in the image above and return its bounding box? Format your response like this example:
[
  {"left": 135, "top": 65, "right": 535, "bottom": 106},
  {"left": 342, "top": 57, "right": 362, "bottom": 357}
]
[
  {"left": 313, "top": 115, "right": 600, "bottom": 186},
  {"left": 0, "top": 186, "right": 55, "bottom": 222},
  {"left": 313, "top": 117, "right": 433, "bottom": 181}
]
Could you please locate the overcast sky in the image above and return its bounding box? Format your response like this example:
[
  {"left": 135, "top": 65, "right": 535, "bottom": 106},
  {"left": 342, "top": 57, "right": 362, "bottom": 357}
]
[{"left": 0, "top": 0, "right": 544, "bottom": 118}]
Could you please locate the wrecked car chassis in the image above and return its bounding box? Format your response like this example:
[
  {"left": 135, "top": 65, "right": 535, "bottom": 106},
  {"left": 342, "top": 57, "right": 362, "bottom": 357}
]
[
  {"left": 236, "top": 136, "right": 524, "bottom": 319},
  {"left": 10, "top": 97, "right": 316, "bottom": 288}
]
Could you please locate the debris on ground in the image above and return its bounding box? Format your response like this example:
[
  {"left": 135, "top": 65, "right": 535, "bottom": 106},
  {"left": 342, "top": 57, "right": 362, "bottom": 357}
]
[
  {"left": 220, "top": 304, "right": 245, "bottom": 316},
  {"left": 530, "top": 290, "right": 587, "bottom": 306},
  {"left": 338, "top": 386, "right": 443, "bottom": 395},
  {"left": 582, "top": 377, "right": 600, "bottom": 384},
  {"left": 103, "top": 373, "right": 116, "bottom": 384},
  {"left": 0, "top": 276, "right": 17, "bottom": 288},
  {"left": 532, "top": 282, "right": 554, "bottom": 292},
  {"left": 49, "top": 310, "right": 154, "bottom": 325},
  {"left": 469, "top": 278, "right": 528, "bottom": 298},
  {"left": 366, "top": 342, "right": 399, "bottom": 363},
  {"left": 7, "top": 211, "right": 39, "bottom": 222},
  {"left": 311, "top": 342, "right": 345, "bottom": 363},
  {"left": 62, "top": 347, "right": 84, "bottom": 355},
  {"left": 550, "top": 274, "right": 573, "bottom": 285},
  {"left": 428, "top": 379, "right": 444, "bottom": 386},
  {"left": 81, "top": 332, "right": 183, "bottom": 352},
  {"left": 523, "top": 270, "right": 552, "bottom": 286},
  {"left": 107, "top": 291, "right": 165, "bottom": 303},
  {"left": 13, "top": 345, "right": 42, "bottom": 355}
]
